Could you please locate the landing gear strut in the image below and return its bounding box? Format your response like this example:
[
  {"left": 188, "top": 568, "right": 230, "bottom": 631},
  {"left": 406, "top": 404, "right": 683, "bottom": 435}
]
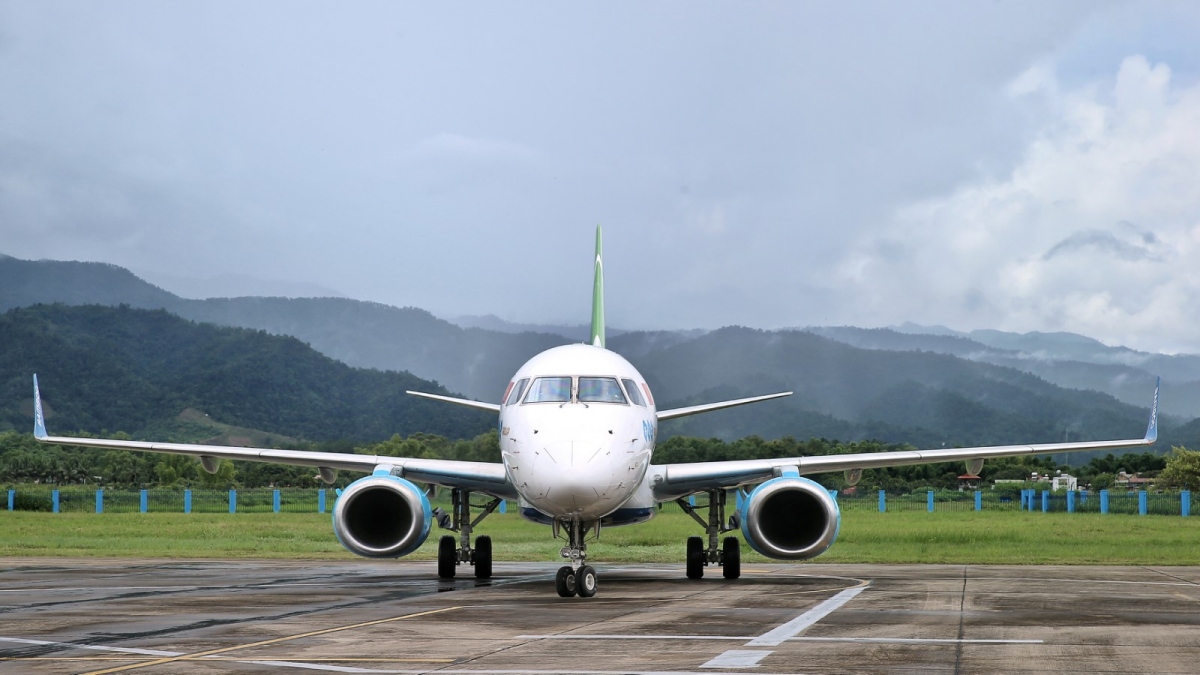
[
  {"left": 677, "top": 489, "right": 741, "bottom": 580},
  {"left": 554, "top": 518, "right": 598, "bottom": 597},
  {"left": 433, "top": 488, "right": 501, "bottom": 579}
]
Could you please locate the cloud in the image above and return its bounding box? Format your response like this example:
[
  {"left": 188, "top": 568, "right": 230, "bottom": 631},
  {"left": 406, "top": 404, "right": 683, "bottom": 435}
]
[{"left": 838, "top": 55, "right": 1200, "bottom": 352}]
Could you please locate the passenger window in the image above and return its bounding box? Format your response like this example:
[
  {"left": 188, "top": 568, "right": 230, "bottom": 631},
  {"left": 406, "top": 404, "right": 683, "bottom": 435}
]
[
  {"left": 579, "top": 377, "right": 627, "bottom": 404},
  {"left": 506, "top": 378, "right": 529, "bottom": 406},
  {"left": 524, "top": 377, "right": 572, "bottom": 403},
  {"left": 622, "top": 379, "right": 645, "bottom": 406}
]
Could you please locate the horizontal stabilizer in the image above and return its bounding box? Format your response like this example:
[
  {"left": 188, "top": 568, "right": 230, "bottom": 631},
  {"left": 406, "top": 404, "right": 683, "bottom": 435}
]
[
  {"left": 405, "top": 390, "right": 501, "bottom": 414},
  {"left": 657, "top": 391, "right": 792, "bottom": 421}
]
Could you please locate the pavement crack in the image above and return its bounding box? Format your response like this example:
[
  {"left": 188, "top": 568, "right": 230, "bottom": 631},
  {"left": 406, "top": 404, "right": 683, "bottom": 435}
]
[{"left": 952, "top": 564, "right": 967, "bottom": 675}]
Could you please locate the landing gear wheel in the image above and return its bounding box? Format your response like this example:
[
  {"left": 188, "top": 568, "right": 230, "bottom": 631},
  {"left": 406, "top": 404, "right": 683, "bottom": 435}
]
[
  {"left": 555, "top": 565, "right": 578, "bottom": 597},
  {"left": 577, "top": 565, "right": 598, "bottom": 597},
  {"left": 474, "top": 536, "right": 492, "bottom": 579},
  {"left": 686, "top": 536, "right": 705, "bottom": 579},
  {"left": 722, "top": 536, "right": 741, "bottom": 580},
  {"left": 437, "top": 535, "right": 457, "bottom": 579}
]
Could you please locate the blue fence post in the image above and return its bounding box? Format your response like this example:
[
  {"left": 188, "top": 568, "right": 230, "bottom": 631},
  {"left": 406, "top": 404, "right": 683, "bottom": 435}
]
[
  {"left": 974, "top": 490, "right": 982, "bottom": 511},
  {"left": 1067, "top": 490, "right": 1076, "bottom": 513},
  {"left": 1139, "top": 490, "right": 1148, "bottom": 516},
  {"left": 1183, "top": 491, "right": 1191, "bottom": 518},
  {"left": 184, "top": 489, "right": 192, "bottom": 514},
  {"left": 273, "top": 489, "right": 281, "bottom": 513},
  {"left": 139, "top": 489, "right": 148, "bottom": 513},
  {"left": 927, "top": 490, "right": 934, "bottom": 512},
  {"left": 1041, "top": 490, "right": 1049, "bottom": 513},
  {"left": 229, "top": 489, "right": 237, "bottom": 514},
  {"left": 6, "top": 489, "right": 12, "bottom": 511},
  {"left": 499, "top": 499, "right": 507, "bottom": 514},
  {"left": 52, "top": 489, "right": 60, "bottom": 513},
  {"left": 96, "top": 489, "right": 103, "bottom": 514},
  {"left": 689, "top": 495, "right": 695, "bottom": 507},
  {"left": 878, "top": 489, "right": 886, "bottom": 513},
  {"left": 1100, "top": 489, "right": 1109, "bottom": 514},
  {"left": 318, "top": 489, "right": 326, "bottom": 514}
]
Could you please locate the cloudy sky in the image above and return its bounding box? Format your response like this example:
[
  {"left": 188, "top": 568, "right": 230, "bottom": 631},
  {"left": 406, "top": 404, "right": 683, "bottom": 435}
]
[{"left": 3, "top": 2, "right": 1200, "bottom": 352}]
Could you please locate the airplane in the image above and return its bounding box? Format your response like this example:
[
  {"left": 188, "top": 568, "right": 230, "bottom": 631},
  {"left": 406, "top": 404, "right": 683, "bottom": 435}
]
[{"left": 31, "top": 226, "right": 1160, "bottom": 598}]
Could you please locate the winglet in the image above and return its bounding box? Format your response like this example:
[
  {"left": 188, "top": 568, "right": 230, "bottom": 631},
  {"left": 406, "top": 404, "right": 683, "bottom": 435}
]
[
  {"left": 590, "top": 225, "right": 605, "bottom": 348},
  {"left": 1144, "top": 376, "right": 1159, "bottom": 443},
  {"left": 32, "top": 374, "right": 47, "bottom": 439}
]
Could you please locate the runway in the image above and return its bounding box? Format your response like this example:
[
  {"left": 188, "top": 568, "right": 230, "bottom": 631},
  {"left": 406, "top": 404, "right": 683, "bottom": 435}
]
[{"left": 1, "top": 559, "right": 1199, "bottom": 674}]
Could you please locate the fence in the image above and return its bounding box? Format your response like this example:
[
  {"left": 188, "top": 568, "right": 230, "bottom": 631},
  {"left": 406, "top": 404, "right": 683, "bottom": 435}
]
[
  {"left": 2, "top": 486, "right": 1193, "bottom": 517},
  {"left": 838, "top": 488, "right": 1191, "bottom": 517},
  {"left": 1, "top": 487, "right": 514, "bottom": 515}
]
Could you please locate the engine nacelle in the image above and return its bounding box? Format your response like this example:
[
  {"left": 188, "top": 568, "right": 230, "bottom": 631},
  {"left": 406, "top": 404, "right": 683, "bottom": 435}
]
[
  {"left": 332, "top": 474, "right": 432, "bottom": 558},
  {"left": 739, "top": 476, "right": 840, "bottom": 560}
]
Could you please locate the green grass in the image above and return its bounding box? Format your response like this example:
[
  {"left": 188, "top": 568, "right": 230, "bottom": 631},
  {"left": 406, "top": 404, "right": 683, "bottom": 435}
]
[{"left": 2, "top": 509, "right": 1199, "bottom": 565}]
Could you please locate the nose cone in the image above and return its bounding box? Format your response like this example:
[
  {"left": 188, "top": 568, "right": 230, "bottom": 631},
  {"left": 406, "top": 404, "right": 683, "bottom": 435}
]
[{"left": 523, "top": 437, "right": 632, "bottom": 518}]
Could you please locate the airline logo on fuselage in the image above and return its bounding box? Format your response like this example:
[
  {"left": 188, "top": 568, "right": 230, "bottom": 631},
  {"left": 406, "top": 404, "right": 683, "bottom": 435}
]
[{"left": 642, "top": 419, "right": 655, "bottom": 443}]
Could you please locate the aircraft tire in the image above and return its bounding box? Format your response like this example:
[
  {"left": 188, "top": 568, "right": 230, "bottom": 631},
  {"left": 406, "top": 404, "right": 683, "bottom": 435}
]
[
  {"left": 577, "top": 565, "right": 597, "bottom": 597},
  {"left": 686, "top": 536, "right": 704, "bottom": 579},
  {"left": 555, "top": 566, "right": 577, "bottom": 597},
  {"left": 437, "top": 535, "right": 457, "bottom": 579},
  {"left": 474, "top": 536, "right": 492, "bottom": 579},
  {"left": 722, "top": 536, "right": 741, "bottom": 579}
]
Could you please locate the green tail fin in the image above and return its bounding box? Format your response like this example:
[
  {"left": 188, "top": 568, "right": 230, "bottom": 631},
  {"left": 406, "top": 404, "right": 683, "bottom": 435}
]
[{"left": 590, "top": 225, "right": 605, "bottom": 348}]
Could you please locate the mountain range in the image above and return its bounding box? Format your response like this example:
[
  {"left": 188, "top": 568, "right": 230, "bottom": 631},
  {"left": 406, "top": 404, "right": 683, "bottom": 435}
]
[{"left": 2, "top": 254, "right": 1193, "bottom": 457}]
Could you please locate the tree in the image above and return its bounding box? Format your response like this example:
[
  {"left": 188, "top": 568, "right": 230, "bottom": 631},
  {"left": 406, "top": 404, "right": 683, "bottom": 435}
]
[{"left": 1157, "top": 446, "right": 1200, "bottom": 490}]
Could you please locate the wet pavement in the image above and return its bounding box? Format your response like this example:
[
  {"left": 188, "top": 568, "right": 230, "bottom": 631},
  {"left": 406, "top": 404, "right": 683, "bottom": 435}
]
[{"left": 1, "top": 559, "right": 1198, "bottom": 674}]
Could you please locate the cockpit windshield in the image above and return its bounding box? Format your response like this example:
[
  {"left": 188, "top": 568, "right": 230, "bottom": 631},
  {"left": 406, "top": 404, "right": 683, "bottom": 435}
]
[
  {"left": 578, "top": 377, "right": 627, "bottom": 404},
  {"left": 524, "top": 376, "right": 572, "bottom": 403}
]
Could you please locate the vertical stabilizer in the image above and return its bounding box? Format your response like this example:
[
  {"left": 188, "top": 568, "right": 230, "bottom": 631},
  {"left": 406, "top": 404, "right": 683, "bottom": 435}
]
[{"left": 590, "top": 225, "right": 605, "bottom": 348}]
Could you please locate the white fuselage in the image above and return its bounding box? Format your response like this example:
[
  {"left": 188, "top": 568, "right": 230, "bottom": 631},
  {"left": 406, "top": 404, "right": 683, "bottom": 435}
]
[{"left": 497, "top": 344, "right": 657, "bottom": 522}]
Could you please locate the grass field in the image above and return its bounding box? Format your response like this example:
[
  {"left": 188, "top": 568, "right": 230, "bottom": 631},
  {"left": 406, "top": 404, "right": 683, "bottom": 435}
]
[{"left": 2, "top": 509, "right": 1199, "bottom": 565}]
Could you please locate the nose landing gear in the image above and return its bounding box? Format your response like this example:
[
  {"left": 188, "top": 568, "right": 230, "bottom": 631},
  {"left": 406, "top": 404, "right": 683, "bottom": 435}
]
[
  {"left": 678, "top": 489, "right": 741, "bottom": 580},
  {"left": 554, "top": 518, "right": 599, "bottom": 597},
  {"left": 434, "top": 488, "right": 501, "bottom": 580}
]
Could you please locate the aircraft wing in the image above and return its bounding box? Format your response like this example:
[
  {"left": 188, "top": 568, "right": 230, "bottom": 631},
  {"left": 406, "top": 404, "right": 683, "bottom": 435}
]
[
  {"left": 31, "top": 376, "right": 516, "bottom": 498},
  {"left": 653, "top": 379, "right": 1160, "bottom": 499}
]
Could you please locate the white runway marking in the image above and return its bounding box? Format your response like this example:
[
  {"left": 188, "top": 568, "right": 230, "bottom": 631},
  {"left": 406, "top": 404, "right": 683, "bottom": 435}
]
[
  {"left": 746, "top": 585, "right": 866, "bottom": 646},
  {"left": 0, "top": 636, "right": 179, "bottom": 657},
  {"left": 700, "top": 650, "right": 772, "bottom": 669},
  {"left": 697, "top": 583, "right": 868, "bottom": 668}
]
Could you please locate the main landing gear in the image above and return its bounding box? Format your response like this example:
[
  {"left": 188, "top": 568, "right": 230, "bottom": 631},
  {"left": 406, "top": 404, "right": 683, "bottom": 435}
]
[
  {"left": 554, "top": 518, "right": 598, "bottom": 598},
  {"left": 433, "top": 488, "right": 501, "bottom": 580},
  {"left": 677, "top": 489, "right": 741, "bottom": 580}
]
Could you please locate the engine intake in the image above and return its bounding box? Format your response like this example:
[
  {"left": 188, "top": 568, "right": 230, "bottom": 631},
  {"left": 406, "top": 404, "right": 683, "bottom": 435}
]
[
  {"left": 739, "top": 476, "right": 840, "bottom": 560},
  {"left": 332, "top": 474, "right": 432, "bottom": 558}
]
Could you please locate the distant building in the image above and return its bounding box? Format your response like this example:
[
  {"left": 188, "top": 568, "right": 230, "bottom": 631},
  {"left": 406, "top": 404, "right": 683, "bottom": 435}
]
[{"left": 1051, "top": 474, "right": 1077, "bottom": 491}]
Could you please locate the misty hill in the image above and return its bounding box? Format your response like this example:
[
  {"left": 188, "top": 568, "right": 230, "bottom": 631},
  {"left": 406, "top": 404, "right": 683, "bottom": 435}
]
[
  {"left": 0, "top": 305, "right": 494, "bottom": 441},
  {"left": 810, "top": 325, "right": 1200, "bottom": 418},
  {"left": 1, "top": 255, "right": 571, "bottom": 401},
  {"left": 629, "top": 327, "right": 1159, "bottom": 454}
]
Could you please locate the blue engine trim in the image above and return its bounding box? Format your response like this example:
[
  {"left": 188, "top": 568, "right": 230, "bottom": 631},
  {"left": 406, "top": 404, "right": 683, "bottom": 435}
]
[
  {"left": 332, "top": 474, "right": 432, "bottom": 558},
  {"left": 738, "top": 475, "right": 841, "bottom": 559}
]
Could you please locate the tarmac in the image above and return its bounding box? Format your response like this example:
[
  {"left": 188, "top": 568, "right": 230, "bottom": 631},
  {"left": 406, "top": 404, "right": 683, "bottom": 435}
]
[{"left": 1, "top": 559, "right": 1199, "bottom": 674}]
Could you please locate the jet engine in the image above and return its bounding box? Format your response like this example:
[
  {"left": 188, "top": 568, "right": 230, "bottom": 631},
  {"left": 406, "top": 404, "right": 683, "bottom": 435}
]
[
  {"left": 738, "top": 476, "right": 840, "bottom": 560},
  {"left": 332, "top": 474, "right": 432, "bottom": 558}
]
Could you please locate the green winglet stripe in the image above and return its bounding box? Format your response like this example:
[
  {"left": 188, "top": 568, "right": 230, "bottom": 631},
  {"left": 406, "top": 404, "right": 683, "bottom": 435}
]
[{"left": 590, "top": 225, "right": 605, "bottom": 348}]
